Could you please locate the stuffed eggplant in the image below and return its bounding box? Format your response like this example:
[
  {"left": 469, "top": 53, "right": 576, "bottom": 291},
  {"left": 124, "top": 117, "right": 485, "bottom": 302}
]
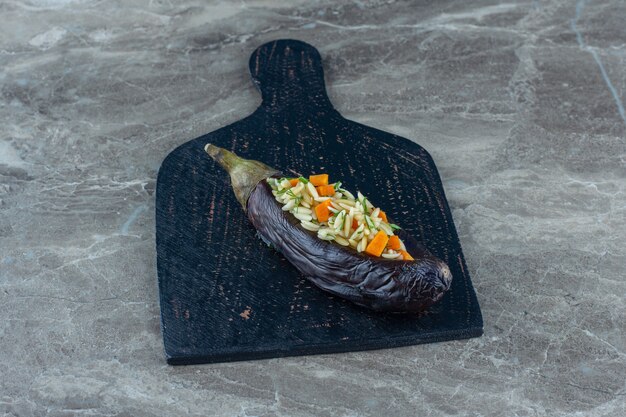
[{"left": 205, "top": 144, "right": 452, "bottom": 312}]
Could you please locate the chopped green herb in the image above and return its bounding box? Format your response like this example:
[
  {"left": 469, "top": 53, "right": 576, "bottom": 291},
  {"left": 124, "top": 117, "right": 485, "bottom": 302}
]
[
  {"left": 285, "top": 189, "right": 302, "bottom": 206},
  {"left": 298, "top": 176, "right": 309, "bottom": 184},
  {"left": 365, "top": 215, "right": 375, "bottom": 230},
  {"left": 360, "top": 196, "right": 369, "bottom": 214},
  {"left": 337, "top": 211, "right": 346, "bottom": 229},
  {"left": 390, "top": 223, "right": 401, "bottom": 230},
  {"left": 333, "top": 181, "right": 342, "bottom": 191}
]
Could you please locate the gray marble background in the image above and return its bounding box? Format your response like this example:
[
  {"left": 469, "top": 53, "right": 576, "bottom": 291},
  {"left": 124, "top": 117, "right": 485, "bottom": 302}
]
[{"left": 1, "top": 0, "right": 625, "bottom": 416}]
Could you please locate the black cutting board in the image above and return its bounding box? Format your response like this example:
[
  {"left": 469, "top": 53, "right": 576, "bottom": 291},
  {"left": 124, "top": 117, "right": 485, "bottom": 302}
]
[{"left": 156, "top": 39, "right": 483, "bottom": 365}]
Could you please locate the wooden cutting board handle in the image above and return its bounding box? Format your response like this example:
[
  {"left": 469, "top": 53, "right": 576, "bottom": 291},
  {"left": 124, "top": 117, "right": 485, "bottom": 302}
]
[{"left": 248, "top": 39, "right": 334, "bottom": 111}]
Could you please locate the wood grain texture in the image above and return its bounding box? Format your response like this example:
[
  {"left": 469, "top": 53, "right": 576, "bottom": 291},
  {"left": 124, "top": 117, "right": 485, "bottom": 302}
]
[{"left": 156, "top": 39, "right": 483, "bottom": 365}]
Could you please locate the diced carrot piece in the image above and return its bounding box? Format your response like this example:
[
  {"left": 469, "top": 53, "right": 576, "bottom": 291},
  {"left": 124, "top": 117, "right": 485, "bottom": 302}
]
[
  {"left": 352, "top": 219, "right": 359, "bottom": 230},
  {"left": 316, "top": 185, "right": 335, "bottom": 196},
  {"left": 315, "top": 199, "right": 333, "bottom": 223},
  {"left": 398, "top": 250, "right": 414, "bottom": 261},
  {"left": 289, "top": 178, "right": 299, "bottom": 187},
  {"left": 378, "top": 210, "right": 388, "bottom": 222},
  {"left": 309, "top": 174, "right": 328, "bottom": 186},
  {"left": 387, "top": 235, "right": 401, "bottom": 250},
  {"left": 365, "top": 231, "right": 389, "bottom": 257}
]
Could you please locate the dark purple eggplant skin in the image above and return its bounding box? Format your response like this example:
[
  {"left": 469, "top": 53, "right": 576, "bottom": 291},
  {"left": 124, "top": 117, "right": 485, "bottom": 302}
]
[{"left": 247, "top": 180, "right": 453, "bottom": 313}]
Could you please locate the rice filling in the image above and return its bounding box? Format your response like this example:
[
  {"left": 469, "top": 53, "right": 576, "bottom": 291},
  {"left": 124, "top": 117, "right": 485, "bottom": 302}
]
[{"left": 266, "top": 175, "right": 413, "bottom": 260}]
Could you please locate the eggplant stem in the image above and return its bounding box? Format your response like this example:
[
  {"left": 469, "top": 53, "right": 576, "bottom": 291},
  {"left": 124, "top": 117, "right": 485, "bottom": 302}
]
[
  {"left": 204, "top": 144, "right": 238, "bottom": 172},
  {"left": 204, "top": 143, "right": 280, "bottom": 211}
]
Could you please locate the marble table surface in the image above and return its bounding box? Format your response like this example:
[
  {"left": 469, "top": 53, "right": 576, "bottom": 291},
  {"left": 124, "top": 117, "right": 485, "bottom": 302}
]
[{"left": 1, "top": 0, "right": 625, "bottom": 416}]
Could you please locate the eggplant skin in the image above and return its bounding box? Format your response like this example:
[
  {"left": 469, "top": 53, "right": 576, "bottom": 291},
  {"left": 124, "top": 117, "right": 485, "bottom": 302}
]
[{"left": 247, "top": 180, "right": 453, "bottom": 313}]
